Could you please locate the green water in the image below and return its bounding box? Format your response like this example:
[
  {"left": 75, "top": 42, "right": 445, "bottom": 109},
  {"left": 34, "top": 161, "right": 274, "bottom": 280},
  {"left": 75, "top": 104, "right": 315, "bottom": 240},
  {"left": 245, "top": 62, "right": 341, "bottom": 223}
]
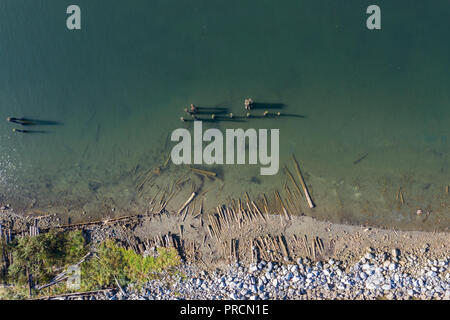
[{"left": 0, "top": 0, "right": 448, "bottom": 230}]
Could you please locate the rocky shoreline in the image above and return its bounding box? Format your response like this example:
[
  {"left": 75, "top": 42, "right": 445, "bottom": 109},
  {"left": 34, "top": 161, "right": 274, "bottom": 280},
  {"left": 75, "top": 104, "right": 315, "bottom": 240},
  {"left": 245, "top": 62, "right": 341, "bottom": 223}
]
[
  {"left": 1, "top": 207, "right": 449, "bottom": 300},
  {"left": 53, "top": 247, "right": 449, "bottom": 300}
]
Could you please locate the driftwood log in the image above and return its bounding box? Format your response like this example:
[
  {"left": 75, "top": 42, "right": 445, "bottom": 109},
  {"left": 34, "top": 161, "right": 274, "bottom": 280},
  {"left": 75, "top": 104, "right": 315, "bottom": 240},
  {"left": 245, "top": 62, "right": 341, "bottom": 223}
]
[
  {"left": 177, "top": 192, "right": 197, "bottom": 215},
  {"left": 292, "top": 154, "right": 315, "bottom": 208}
]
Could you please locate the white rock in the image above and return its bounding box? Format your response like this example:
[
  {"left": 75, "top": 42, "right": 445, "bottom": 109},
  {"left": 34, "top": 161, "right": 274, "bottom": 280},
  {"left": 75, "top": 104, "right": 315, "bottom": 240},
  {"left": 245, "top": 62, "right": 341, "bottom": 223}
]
[
  {"left": 366, "top": 283, "right": 377, "bottom": 290},
  {"left": 426, "top": 271, "right": 437, "bottom": 277},
  {"left": 365, "top": 253, "right": 375, "bottom": 260},
  {"left": 392, "top": 248, "right": 400, "bottom": 258},
  {"left": 290, "top": 264, "right": 299, "bottom": 273},
  {"left": 337, "top": 284, "right": 346, "bottom": 291},
  {"left": 249, "top": 265, "right": 258, "bottom": 273},
  {"left": 382, "top": 284, "right": 392, "bottom": 290},
  {"left": 230, "top": 293, "right": 239, "bottom": 300},
  {"left": 389, "top": 263, "right": 397, "bottom": 271}
]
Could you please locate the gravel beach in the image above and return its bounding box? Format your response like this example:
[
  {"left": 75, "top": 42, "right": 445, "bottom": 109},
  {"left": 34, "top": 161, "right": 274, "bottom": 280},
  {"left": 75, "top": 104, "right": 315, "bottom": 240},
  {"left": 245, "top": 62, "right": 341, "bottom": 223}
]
[
  {"left": 2, "top": 209, "right": 448, "bottom": 301},
  {"left": 70, "top": 247, "right": 449, "bottom": 301}
]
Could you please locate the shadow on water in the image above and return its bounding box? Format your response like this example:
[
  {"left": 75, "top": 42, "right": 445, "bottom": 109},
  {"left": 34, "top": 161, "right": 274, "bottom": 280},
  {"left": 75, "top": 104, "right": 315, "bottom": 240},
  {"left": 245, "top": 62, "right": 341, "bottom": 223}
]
[
  {"left": 187, "top": 110, "right": 229, "bottom": 115},
  {"left": 195, "top": 106, "right": 229, "bottom": 113},
  {"left": 245, "top": 112, "right": 307, "bottom": 119},
  {"left": 197, "top": 106, "right": 229, "bottom": 111},
  {"left": 7, "top": 117, "right": 62, "bottom": 126},
  {"left": 12, "top": 129, "right": 50, "bottom": 134},
  {"left": 251, "top": 102, "right": 285, "bottom": 110},
  {"left": 181, "top": 117, "right": 247, "bottom": 123},
  {"left": 246, "top": 102, "right": 307, "bottom": 118},
  {"left": 182, "top": 112, "right": 306, "bottom": 122},
  {"left": 277, "top": 113, "right": 306, "bottom": 118}
]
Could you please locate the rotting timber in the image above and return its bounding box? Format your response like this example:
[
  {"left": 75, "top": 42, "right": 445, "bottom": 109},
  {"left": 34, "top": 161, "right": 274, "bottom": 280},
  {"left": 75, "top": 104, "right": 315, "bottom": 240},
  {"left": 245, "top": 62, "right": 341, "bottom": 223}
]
[{"left": 1, "top": 153, "right": 322, "bottom": 272}]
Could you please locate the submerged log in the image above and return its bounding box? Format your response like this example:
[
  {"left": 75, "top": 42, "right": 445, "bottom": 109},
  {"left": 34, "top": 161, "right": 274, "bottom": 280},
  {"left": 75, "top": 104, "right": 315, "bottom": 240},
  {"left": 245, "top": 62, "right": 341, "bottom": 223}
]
[
  {"left": 275, "top": 190, "right": 291, "bottom": 220},
  {"left": 190, "top": 167, "right": 217, "bottom": 177},
  {"left": 291, "top": 154, "right": 315, "bottom": 208},
  {"left": 251, "top": 201, "right": 266, "bottom": 221},
  {"left": 285, "top": 166, "right": 303, "bottom": 200}
]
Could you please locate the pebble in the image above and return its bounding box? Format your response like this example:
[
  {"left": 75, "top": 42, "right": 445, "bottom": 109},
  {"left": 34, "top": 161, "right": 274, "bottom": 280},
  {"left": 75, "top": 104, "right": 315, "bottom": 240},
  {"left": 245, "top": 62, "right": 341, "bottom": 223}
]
[
  {"left": 249, "top": 265, "right": 258, "bottom": 273},
  {"left": 392, "top": 248, "right": 400, "bottom": 258}
]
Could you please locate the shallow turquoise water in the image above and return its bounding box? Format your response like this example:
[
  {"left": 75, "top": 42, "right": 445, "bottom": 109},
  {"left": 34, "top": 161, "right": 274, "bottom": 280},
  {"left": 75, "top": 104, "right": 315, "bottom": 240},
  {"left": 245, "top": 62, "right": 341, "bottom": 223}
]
[{"left": 0, "top": 1, "right": 448, "bottom": 230}]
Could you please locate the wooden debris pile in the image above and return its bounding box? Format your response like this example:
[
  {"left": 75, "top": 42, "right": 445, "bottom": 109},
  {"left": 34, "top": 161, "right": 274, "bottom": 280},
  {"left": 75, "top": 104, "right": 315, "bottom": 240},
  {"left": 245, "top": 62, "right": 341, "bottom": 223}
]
[
  {"left": 251, "top": 234, "right": 291, "bottom": 263},
  {"left": 290, "top": 234, "right": 326, "bottom": 261}
]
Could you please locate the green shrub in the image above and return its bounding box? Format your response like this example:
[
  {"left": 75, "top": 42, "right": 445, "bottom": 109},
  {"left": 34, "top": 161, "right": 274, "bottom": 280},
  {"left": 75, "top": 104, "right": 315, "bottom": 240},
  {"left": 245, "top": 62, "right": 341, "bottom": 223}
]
[
  {"left": 2, "top": 231, "right": 182, "bottom": 296},
  {"left": 0, "top": 285, "right": 28, "bottom": 300},
  {"left": 81, "top": 240, "right": 181, "bottom": 291},
  {"left": 7, "top": 230, "right": 86, "bottom": 286},
  {"left": 0, "top": 238, "right": 12, "bottom": 284},
  {"left": 81, "top": 240, "right": 126, "bottom": 290},
  {"left": 123, "top": 244, "right": 181, "bottom": 285}
]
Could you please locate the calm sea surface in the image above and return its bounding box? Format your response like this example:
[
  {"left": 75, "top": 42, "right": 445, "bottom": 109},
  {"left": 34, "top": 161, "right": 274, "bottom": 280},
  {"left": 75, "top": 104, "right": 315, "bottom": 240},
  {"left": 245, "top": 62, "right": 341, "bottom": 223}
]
[{"left": 0, "top": 0, "right": 449, "bottom": 230}]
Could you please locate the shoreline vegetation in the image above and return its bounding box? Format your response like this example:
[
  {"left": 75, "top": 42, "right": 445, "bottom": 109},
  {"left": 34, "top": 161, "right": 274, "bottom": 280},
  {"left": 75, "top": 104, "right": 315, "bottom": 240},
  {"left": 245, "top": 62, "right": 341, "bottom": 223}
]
[
  {"left": 0, "top": 229, "right": 181, "bottom": 299},
  {"left": 0, "top": 195, "right": 448, "bottom": 299}
]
